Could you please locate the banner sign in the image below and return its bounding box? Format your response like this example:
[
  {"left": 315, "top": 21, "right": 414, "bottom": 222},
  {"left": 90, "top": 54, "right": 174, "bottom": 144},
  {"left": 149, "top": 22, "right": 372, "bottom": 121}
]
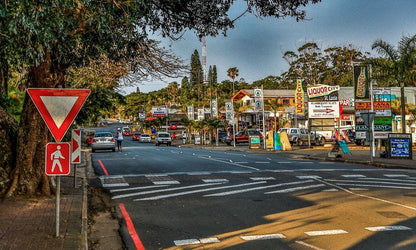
[
  {"left": 355, "top": 101, "right": 391, "bottom": 110},
  {"left": 356, "top": 124, "right": 392, "bottom": 132},
  {"left": 295, "top": 79, "right": 306, "bottom": 115},
  {"left": 187, "top": 105, "right": 194, "bottom": 120},
  {"left": 308, "top": 101, "right": 340, "bottom": 118},
  {"left": 225, "top": 102, "right": 233, "bottom": 121},
  {"left": 307, "top": 85, "right": 340, "bottom": 99},
  {"left": 211, "top": 99, "right": 218, "bottom": 118},
  {"left": 152, "top": 106, "right": 167, "bottom": 117},
  {"left": 388, "top": 133, "right": 412, "bottom": 159},
  {"left": 197, "top": 108, "right": 204, "bottom": 121},
  {"left": 354, "top": 65, "right": 369, "bottom": 100}
]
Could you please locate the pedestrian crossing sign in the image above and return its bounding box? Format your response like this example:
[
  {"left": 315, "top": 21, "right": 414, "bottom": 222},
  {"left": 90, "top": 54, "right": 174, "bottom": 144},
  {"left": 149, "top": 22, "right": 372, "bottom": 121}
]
[{"left": 45, "top": 142, "right": 70, "bottom": 176}]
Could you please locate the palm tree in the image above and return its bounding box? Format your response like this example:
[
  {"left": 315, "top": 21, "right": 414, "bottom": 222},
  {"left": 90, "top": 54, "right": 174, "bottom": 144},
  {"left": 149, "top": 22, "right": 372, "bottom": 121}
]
[
  {"left": 371, "top": 35, "right": 416, "bottom": 133},
  {"left": 227, "top": 67, "right": 239, "bottom": 97},
  {"left": 265, "top": 98, "right": 287, "bottom": 132},
  {"left": 206, "top": 118, "right": 224, "bottom": 146}
]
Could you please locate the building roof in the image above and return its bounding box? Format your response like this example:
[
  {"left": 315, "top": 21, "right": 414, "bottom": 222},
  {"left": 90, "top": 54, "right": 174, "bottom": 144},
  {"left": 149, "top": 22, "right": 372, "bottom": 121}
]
[{"left": 233, "top": 89, "right": 295, "bottom": 100}]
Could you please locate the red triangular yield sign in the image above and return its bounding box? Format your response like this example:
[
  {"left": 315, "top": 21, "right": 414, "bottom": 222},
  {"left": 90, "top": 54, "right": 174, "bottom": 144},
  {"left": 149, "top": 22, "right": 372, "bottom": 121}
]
[{"left": 27, "top": 88, "right": 90, "bottom": 142}]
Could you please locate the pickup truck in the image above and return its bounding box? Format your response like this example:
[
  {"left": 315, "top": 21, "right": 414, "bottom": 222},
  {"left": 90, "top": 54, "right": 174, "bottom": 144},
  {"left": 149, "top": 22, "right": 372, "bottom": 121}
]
[
  {"left": 224, "top": 130, "right": 263, "bottom": 146},
  {"left": 278, "top": 127, "right": 326, "bottom": 146}
]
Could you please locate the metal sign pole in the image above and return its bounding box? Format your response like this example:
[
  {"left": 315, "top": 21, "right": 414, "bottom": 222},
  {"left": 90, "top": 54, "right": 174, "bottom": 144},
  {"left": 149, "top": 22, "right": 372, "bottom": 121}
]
[
  {"left": 56, "top": 176, "right": 60, "bottom": 237},
  {"left": 262, "top": 85, "right": 266, "bottom": 149}
]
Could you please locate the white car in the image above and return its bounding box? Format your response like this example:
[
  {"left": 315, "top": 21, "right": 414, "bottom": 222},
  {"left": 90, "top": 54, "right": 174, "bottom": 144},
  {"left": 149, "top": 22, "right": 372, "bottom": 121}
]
[
  {"left": 91, "top": 132, "right": 116, "bottom": 152},
  {"left": 154, "top": 132, "right": 171, "bottom": 146},
  {"left": 139, "top": 134, "right": 151, "bottom": 143}
]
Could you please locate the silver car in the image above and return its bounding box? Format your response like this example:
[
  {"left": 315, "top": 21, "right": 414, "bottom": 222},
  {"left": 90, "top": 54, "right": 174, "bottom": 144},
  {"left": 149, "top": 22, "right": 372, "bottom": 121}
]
[
  {"left": 91, "top": 132, "right": 116, "bottom": 152},
  {"left": 139, "top": 133, "right": 151, "bottom": 143}
]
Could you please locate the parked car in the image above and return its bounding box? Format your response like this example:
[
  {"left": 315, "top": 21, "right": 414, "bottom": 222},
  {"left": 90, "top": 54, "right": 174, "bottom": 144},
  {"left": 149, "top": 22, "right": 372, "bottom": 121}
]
[
  {"left": 132, "top": 132, "right": 141, "bottom": 141},
  {"left": 224, "top": 129, "right": 263, "bottom": 146},
  {"left": 278, "top": 127, "right": 326, "bottom": 146},
  {"left": 91, "top": 132, "right": 116, "bottom": 152},
  {"left": 122, "top": 127, "right": 132, "bottom": 136},
  {"left": 218, "top": 131, "right": 228, "bottom": 143},
  {"left": 139, "top": 133, "right": 151, "bottom": 143},
  {"left": 154, "top": 132, "right": 172, "bottom": 146}
]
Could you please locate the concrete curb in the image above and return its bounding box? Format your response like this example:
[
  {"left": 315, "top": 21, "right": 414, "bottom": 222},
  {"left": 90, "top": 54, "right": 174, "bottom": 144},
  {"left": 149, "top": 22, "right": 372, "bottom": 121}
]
[{"left": 81, "top": 150, "right": 90, "bottom": 250}]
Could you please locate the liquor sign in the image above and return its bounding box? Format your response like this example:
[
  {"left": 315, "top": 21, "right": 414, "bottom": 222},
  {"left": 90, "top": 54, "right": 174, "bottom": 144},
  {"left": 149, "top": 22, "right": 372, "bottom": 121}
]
[
  {"left": 151, "top": 106, "right": 167, "bottom": 117},
  {"left": 354, "top": 65, "right": 369, "bottom": 100},
  {"left": 295, "top": 79, "right": 306, "bottom": 115},
  {"left": 187, "top": 105, "right": 194, "bottom": 120},
  {"left": 308, "top": 101, "right": 340, "bottom": 119},
  {"left": 307, "top": 85, "right": 340, "bottom": 99}
]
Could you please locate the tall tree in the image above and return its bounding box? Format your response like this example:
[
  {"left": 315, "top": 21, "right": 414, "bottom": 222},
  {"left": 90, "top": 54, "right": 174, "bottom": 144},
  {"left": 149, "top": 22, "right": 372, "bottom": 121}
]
[
  {"left": 371, "top": 35, "right": 416, "bottom": 133},
  {"left": 1, "top": 0, "right": 321, "bottom": 196},
  {"left": 227, "top": 67, "right": 239, "bottom": 97},
  {"left": 190, "top": 50, "right": 203, "bottom": 102}
]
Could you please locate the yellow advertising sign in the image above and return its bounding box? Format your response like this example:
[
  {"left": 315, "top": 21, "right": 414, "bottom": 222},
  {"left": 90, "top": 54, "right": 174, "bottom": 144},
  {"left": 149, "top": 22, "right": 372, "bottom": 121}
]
[{"left": 295, "top": 79, "right": 305, "bottom": 115}]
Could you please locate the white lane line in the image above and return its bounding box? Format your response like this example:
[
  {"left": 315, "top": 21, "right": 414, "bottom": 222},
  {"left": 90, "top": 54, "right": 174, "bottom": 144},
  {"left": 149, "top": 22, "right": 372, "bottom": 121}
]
[
  {"left": 110, "top": 185, "right": 168, "bottom": 193},
  {"left": 365, "top": 226, "right": 411, "bottom": 231},
  {"left": 337, "top": 183, "right": 416, "bottom": 190},
  {"left": 200, "top": 238, "right": 220, "bottom": 244},
  {"left": 297, "top": 175, "right": 322, "bottom": 179},
  {"left": 255, "top": 162, "right": 270, "bottom": 164},
  {"left": 240, "top": 234, "right": 286, "bottom": 241},
  {"left": 174, "top": 239, "right": 200, "bottom": 246},
  {"left": 349, "top": 188, "right": 368, "bottom": 191},
  {"left": 322, "top": 188, "right": 339, "bottom": 192},
  {"left": 278, "top": 161, "right": 292, "bottom": 164},
  {"left": 102, "top": 183, "right": 130, "bottom": 188},
  {"left": 202, "top": 179, "right": 229, "bottom": 183},
  {"left": 342, "top": 175, "right": 366, "bottom": 178},
  {"left": 319, "top": 162, "right": 332, "bottom": 164},
  {"left": 301, "top": 162, "right": 313, "bottom": 164},
  {"left": 362, "top": 177, "right": 416, "bottom": 183},
  {"left": 295, "top": 240, "right": 325, "bottom": 250},
  {"left": 234, "top": 162, "right": 249, "bottom": 164},
  {"left": 188, "top": 172, "right": 211, "bottom": 175},
  {"left": 314, "top": 178, "right": 416, "bottom": 211},
  {"left": 152, "top": 180, "right": 180, "bottom": 185},
  {"left": 384, "top": 174, "right": 409, "bottom": 178},
  {"left": 305, "top": 229, "right": 348, "bottom": 236},
  {"left": 250, "top": 177, "right": 276, "bottom": 181},
  {"left": 267, "top": 158, "right": 272, "bottom": 160},
  {"left": 205, "top": 180, "right": 314, "bottom": 197},
  {"left": 326, "top": 179, "right": 416, "bottom": 187},
  {"left": 265, "top": 184, "right": 325, "bottom": 194},
  {"left": 134, "top": 181, "right": 267, "bottom": 201},
  {"left": 112, "top": 183, "right": 220, "bottom": 199},
  {"left": 145, "top": 174, "right": 168, "bottom": 177},
  {"left": 199, "top": 156, "right": 260, "bottom": 171}
]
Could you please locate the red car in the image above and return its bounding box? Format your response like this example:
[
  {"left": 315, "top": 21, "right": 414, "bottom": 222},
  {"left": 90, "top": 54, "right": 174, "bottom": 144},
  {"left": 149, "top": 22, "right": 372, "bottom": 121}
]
[
  {"left": 225, "top": 129, "right": 263, "bottom": 146},
  {"left": 132, "top": 132, "right": 141, "bottom": 141},
  {"left": 122, "top": 127, "right": 132, "bottom": 136}
]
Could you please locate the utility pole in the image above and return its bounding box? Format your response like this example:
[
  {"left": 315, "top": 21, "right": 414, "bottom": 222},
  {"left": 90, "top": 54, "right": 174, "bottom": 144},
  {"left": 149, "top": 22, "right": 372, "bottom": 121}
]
[{"left": 262, "top": 85, "right": 266, "bottom": 149}]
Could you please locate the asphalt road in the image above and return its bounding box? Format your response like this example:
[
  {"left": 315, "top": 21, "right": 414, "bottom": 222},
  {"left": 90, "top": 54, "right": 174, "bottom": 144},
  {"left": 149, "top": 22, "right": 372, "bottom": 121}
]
[{"left": 91, "top": 126, "right": 416, "bottom": 250}]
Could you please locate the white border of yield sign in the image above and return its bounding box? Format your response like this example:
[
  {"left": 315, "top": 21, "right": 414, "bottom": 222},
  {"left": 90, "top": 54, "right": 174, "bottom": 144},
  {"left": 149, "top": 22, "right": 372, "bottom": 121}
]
[{"left": 71, "top": 129, "right": 81, "bottom": 164}]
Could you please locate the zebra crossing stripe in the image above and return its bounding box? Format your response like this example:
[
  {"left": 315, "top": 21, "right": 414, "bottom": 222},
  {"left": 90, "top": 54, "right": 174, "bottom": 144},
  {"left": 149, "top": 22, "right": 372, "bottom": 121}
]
[
  {"left": 205, "top": 180, "right": 314, "bottom": 197},
  {"left": 110, "top": 185, "right": 168, "bottom": 193},
  {"left": 250, "top": 177, "right": 276, "bottom": 181},
  {"left": 240, "top": 234, "right": 286, "bottom": 241},
  {"left": 265, "top": 184, "right": 325, "bottom": 194},
  {"left": 305, "top": 229, "right": 348, "bottom": 236},
  {"left": 134, "top": 181, "right": 267, "bottom": 201},
  {"left": 112, "top": 183, "right": 220, "bottom": 199},
  {"left": 174, "top": 239, "right": 200, "bottom": 246},
  {"left": 202, "top": 179, "right": 229, "bottom": 183},
  {"left": 152, "top": 181, "right": 180, "bottom": 185},
  {"left": 327, "top": 179, "right": 416, "bottom": 187},
  {"left": 297, "top": 175, "right": 321, "bottom": 179},
  {"left": 342, "top": 175, "right": 366, "bottom": 178},
  {"left": 384, "top": 174, "right": 409, "bottom": 178},
  {"left": 365, "top": 226, "right": 411, "bottom": 231},
  {"left": 200, "top": 238, "right": 220, "bottom": 244},
  {"left": 362, "top": 177, "right": 416, "bottom": 183}
]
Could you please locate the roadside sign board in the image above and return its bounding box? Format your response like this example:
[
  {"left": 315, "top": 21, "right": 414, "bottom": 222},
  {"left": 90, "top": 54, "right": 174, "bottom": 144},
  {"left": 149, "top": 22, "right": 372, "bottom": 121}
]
[
  {"left": 254, "top": 89, "right": 262, "bottom": 97},
  {"left": 45, "top": 142, "right": 70, "bottom": 176},
  {"left": 27, "top": 88, "right": 90, "bottom": 142},
  {"left": 355, "top": 109, "right": 391, "bottom": 117},
  {"left": 388, "top": 133, "right": 412, "bottom": 159},
  {"left": 71, "top": 129, "right": 81, "bottom": 164},
  {"left": 308, "top": 101, "right": 340, "bottom": 119},
  {"left": 355, "top": 101, "right": 391, "bottom": 110}
]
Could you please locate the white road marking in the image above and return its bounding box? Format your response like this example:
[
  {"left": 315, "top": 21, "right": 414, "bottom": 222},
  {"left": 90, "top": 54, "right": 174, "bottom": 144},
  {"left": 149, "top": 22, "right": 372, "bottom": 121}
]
[
  {"left": 322, "top": 188, "right": 339, "bottom": 192},
  {"left": 342, "top": 175, "right": 366, "bottom": 178},
  {"left": 145, "top": 174, "right": 168, "bottom": 177},
  {"left": 365, "top": 226, "right": 411, "bottom": 231},
  {"left": 202, "top": 179, "right": 229, "bottom": 183},
  {"left": 278, "top": 161, "right": 292, "bottom": 164},
  {"left": 305, "top": 229, "right": 348, "bottom": 236},
  {"left": 265, "top": 184, "right": 325, "bottom": 194},
  {"left": 295, "top": 240, "right": 325, "bottom": 250},
  {"left": 234, "top": 162, "right": 248, "bottom": 164},
  {"left": 250, "top": 177, "right": 276, "bottom": 181},
  {"left": 135, "top": 181, "right": 267, "bottom": 201},
  {"left": 174, "top": 239, "right": 200, "bottom": 246},
  {"left": 384, "top": 174, "right": 409, "bottom": 178},
  {"left": 110, "top": 185, "right": 167, "bottom": 193},
  {"left": 326, "top": 179, "right": 416, "bottom": 187},
  {"left": 152, "top": 180, "right": 180, "bottom": 185},
  {"left": 267, "top": 158, "right": 272, "bottom": 160},
  {"left": 240, "top": 234, "right": 286, "bottom": 241},
  {"left": 301, "top": 162, "right": 313, "bottom": 164},
  {"left": 255, "top": 161, "right": 270, "bottom": 164},
  {"left": 199, "top": 156, "right": 260, "bottom": 171},
  {"left": 314, "top": 178, "right": 416, "bottom": 211},
  {"left": 337, "top": 183, "right": 416, "bottom": 190},
  {"left": 112, "top": 183, "right": 220, "bottom": 199},
  {"left": 200, "top": 238, "right": 220, "bottom": 244},
  {"left": 297, "top": 175, "right": 322, "bottom": 179},
  {"left": 318, "top": 162, "right": 332, "bottom": 164},
  {"left": 362, "top": 177, "right": 416, "bottom": 183},
  {"left": 188, "top": 172, "right": 212, "bottom": 175},
  {"left": 206, "top": 180, "right": 314, "bottom": 197},
  {"left": 349, "top": 188, "right": 368, "bottom": 191}
]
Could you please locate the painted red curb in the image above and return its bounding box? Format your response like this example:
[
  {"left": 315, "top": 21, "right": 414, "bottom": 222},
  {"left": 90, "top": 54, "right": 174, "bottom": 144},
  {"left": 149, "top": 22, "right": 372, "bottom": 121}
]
[
  {"left": 98, "top": 160, "right": 109, "bottom": 176},
  {"left": 119, "top": 203, "right": 145, "bottom": 250}
]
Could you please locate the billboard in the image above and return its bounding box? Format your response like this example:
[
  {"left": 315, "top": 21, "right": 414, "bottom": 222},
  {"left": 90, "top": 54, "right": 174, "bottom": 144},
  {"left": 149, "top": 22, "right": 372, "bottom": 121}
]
[
  {"left": 354, "top": 66, "right": 369, "bottom": 100},
  {"left": 295, "top": 79, "right": 305, "bottom": 115},
  {"left": 152, "top": 106, "right": 167, "bottom": 117},
  {"left": 307, "top": 85, "right": 340, "bottom": 99},
  {"left": 308, "top": 101, "right": 340, "bottom": 119}
]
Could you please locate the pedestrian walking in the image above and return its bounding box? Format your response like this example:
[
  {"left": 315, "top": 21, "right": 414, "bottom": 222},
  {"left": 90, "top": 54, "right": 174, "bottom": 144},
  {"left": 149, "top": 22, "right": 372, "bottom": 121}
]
[{"left": 116, "top": 128, "right": 124, "bottom": 152}]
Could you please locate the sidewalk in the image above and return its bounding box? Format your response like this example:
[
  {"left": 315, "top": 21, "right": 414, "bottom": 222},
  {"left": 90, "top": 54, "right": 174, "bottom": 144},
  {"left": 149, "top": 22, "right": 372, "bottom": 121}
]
[{"left": 0, "top": 151, "right": 88, "bottom": 250}]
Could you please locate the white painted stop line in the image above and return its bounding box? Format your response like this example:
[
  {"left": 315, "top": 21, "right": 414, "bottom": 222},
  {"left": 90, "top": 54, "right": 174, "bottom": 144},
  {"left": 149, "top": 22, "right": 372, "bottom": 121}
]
[
  {"left": 240, "top": 234, "right": 286, "bottom": 241},
  {"left": 305, "top": 229, "right": 348, "bottom": 236},
  {"left": 265, "top": 184, "right": 325, "bottom": 194},
  {"left": 365, "top": 226, "right": 411, "bottom": 231}
]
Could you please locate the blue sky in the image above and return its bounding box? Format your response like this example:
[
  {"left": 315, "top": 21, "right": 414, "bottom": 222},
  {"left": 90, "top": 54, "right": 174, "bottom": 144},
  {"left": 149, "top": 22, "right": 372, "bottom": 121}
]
[{"left": 124, "top": 0, "right": 416, "bottom": 94}]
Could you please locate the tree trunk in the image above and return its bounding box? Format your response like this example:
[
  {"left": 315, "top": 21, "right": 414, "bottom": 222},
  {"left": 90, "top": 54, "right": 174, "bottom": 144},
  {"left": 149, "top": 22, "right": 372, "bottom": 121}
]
[
  {"left": 7, "top": 51, "right": 67, "bottom": 197},
  {"left": 0, "top": 106, "right": 18, "bottom": 196}
]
